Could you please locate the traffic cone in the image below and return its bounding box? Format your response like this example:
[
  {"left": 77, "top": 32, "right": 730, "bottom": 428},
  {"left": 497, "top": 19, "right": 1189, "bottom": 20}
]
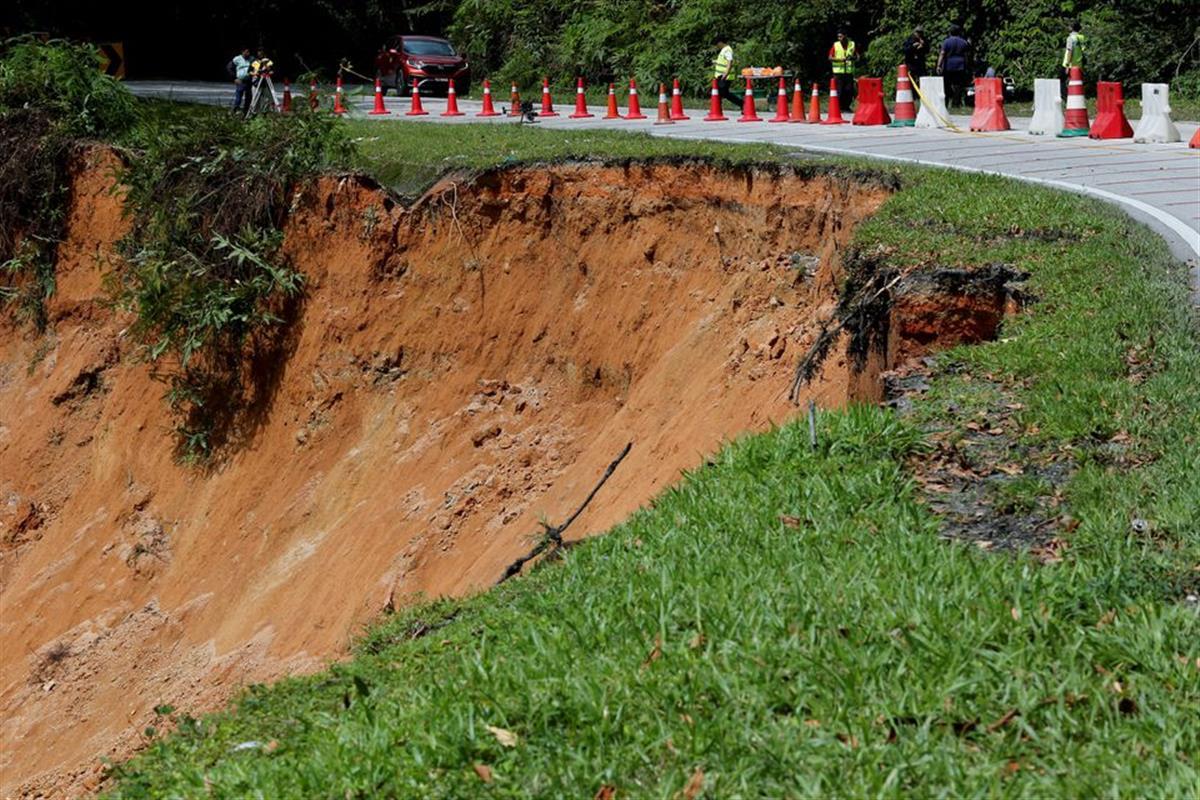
[
  {"left": 655, "top": 83, "right": 674, "bottom": 125},
  {"left": 406, "top": 79, "right": 428, "bottom": 116},
  {"left": 805, "top": 83, "right": 821, "bottom": 123},
  {"left": 477, "top": 79, "right": 501, "bottom": 117},
  {"left": 888, "top": 65, "right": 916, "bottom": 127},
  {"left": 442, "top": 79, "right": 465, "bottom": 116},
  {"left": 570, "top": 77, "right": 594, "bottom": 118},
  {"left": 1191, "top": 127, "right": 1200, "bottom": 149},
  {"left": 669, "top": 78, "right": 689, "bottom": 120},
  {"left": 704, "top": 79, "right": 727, "bottom": 121},
  {"left": 369, "top": 76, "right": 391, "bottom": 115},
  {"left": 509, "top": 83, "right": 521, "bottom": 117},
  {"left": 604, "top": 83, "right": 622, "bottom": 119},
  {"left": 1058, "top": 66, "right": 1089, "bottom": 137},
  {"left": 821, "top": 78, "right": 845, "bottom": 124},
  {"left": 738, "top": 78, "right": 761, "bottom": 122},
  {"left": 540, "top": 77, "right": 559, "bottom": 117},
  {"left": 1089, "top": 81, "right": 1133, "bottom": 139},
  {"left": 333, "top": 75, "right": 347, "bottom": 115},
  {"left": 770, "top": 77, "right": 790, "bottom": 122},
  {"left": 626, "top": 78, "right": 647, "bottom": 119},
  {"left": 788, "top": 78, "right": 805, "bottom": 123},
  {"left": 281, "top": 79, "right": 292, "bottom": 113},
  {"left": 309, "top": 77, "right": 318, "bottom": 111}
]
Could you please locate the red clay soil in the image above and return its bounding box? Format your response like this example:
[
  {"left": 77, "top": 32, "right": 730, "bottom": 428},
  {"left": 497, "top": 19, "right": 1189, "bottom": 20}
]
[{"left": 0, "top": 155, "right": 889, "bottom": 798}]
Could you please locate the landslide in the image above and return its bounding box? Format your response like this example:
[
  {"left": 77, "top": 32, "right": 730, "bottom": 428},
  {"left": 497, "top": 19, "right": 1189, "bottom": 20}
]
[{"left": 1, "top": 155, "right": 893, "bottom": 797}]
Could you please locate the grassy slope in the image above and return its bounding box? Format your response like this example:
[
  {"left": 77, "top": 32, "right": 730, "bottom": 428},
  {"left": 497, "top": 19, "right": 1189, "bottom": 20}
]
[{"left": 107, "top": 122, "right": 1199, "bottom": 798}]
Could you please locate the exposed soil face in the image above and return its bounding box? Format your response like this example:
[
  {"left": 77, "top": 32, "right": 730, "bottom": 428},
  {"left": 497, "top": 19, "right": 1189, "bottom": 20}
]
[{"left": 1, "top": 157, "right": 899, "bottom": 797}]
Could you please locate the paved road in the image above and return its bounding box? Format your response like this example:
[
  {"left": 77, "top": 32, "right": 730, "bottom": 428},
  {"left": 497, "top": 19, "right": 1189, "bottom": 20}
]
[{"left": 129, "top": 81, "right": 1200, "bottom": 301}]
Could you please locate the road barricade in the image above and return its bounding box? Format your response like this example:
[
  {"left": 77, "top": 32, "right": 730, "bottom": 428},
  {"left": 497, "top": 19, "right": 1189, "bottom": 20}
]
[
  {"left": 914, "top": 77, "right": 949, "bottom": 129},
  {"left": 852, "top": 77, "right": 890, "bottom": 125},
  {"left": 1028, "top": 78, "right": 1063, "bottom": 136},
  {"left": 1132, "top": 83, "right": 1180, "bottom": 144},
  {"left": 1090, "top": 82, "right": 1133, "bottom": 139},
  {"left": 968, "top": 77, "right": 1010, "bottom": 131}
]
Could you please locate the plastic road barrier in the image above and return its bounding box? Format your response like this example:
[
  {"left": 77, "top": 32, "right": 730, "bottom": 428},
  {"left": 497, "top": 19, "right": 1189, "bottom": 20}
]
[
  {"left": 1090, "top": 82, "right": 1134, "bottom": 139},
  {"left": 968, "top": 77, "right": 1010, "bottom": 131},
  {"left": 914, "top": 77, "right": 949, "bottom": 129},
  {"left": 852, "top": 77, "right": 890, "bottom": 125},
  {"left": 1028, "top": 78, "right": 1064, "bottom": 136},
  {"left": 1132, "top": 83, "right": 1180, "bottom": 144}
]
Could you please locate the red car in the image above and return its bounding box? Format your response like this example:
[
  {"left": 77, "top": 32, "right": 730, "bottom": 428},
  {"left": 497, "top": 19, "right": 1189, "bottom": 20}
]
[{"left": 375, "top": 35, "right": 470, "bottom": 97}]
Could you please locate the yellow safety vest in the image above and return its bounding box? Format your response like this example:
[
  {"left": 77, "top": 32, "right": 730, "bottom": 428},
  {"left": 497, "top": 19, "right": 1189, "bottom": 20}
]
[
  {"left": 831, "top": 41, "right": 855, "bottom": 74},
  {"left": 251, "top": 58, "right": 273, "bottom": 76},
  {"left": 1063, "top": 33, "right": 1085, "bottom": 69},
  {"left": 713, "top": 45, "right": 733, "bottom": 79}
]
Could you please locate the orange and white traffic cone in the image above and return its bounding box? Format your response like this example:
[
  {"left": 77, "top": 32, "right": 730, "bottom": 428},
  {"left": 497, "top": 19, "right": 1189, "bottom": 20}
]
[
  {"left": 704, "top": 78, "right": 727, "bottom": 121},
  {"left": 1058, "top": 66, "right": 1088, "bottom": 137},
  {"left": 478, "top": 79, "right": 500, "bottom": 117},
  {"left": 769, "top": 77, "right": 790, "bottom": 122},
  {"left": 788, "top": 78, "right": 805, "bottom": 123},
  {"left": 569, "top": 77, "right": 593, "bottom": 118},
  {"left": 805, "top": 82, "right": 821, "bottom": 123},
  {"left": 369, "top": 76, "right": 390, "bottom": 115},
  {"left": 738, "top": 78, "right": 761, "bottom": 122},
  {"left": 889, "top": 65, "right": 916, "bottom": 127},
  {"left": 308, "top": 77, "right": 318, "bottom": 111},
  {"left": 821, "top": 78, "right": 845, "bottom": 124},
  {"left": 540, "top": 77, "right": 558, "bottom": 117},
  {"left": 333, "top": 75, "right": 347, "bottom": 115},
  {"left": 604, "top": 83, "right": 622, "bottom": 119},
  {"left": 406, "top": 79, "right": 428, "bottom": 116},
  {"left": 509, "top": 83, "right": 521, "bottom": 117},
  {"left": 281, "top": 79, "right": 292, "bottom": 113},
  {"left": 669, "top": 77, "right": 689, "bottom": 120},
  {"left": 442, "top": 79, "right": 464, "bottom": 116},
  {"left": 655, "top": 83, "right": 674, "bottom": 125},
  {"left": 626, "top": 78, "right": 647, "bottom": 119}
]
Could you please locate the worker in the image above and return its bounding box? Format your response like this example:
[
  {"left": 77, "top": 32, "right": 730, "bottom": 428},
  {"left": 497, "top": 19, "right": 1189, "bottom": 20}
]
[
  {"left": 937, "top": 24, "right": 971, "bottom": 109},
  {"left": 1061, "top": 19, "right": 1086, "bottom": 94},
  {"left": 251, "top": 48, "right": 274, "bottom": 81},
  {"left": 828, "top": 29, "right": 856, "bottom": 110},
  {"left": 228, "top": 47, "right": 252, "bottom": 116},
  {"left": 902, "top": 26, "right": 928, "bottom": 86},
  {"left": 712, "top": 36, "right": 742, "bottom": 110}
]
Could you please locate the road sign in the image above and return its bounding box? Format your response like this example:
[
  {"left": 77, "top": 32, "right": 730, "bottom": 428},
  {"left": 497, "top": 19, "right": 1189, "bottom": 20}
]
[{"left": 98, "top": 43, "right": 125, "bottom": 80}]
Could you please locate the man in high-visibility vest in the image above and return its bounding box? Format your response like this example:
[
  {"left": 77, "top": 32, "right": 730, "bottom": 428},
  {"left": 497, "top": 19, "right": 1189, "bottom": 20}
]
[
  {"left": 1060, "top": 20, "right": 1086, "bottom": 95},
  {"left": 713, "top": 36, "right": 742, "bottom": 110},
  {"left": 828, "top": 29, "right": 857, "bottom": 110}
]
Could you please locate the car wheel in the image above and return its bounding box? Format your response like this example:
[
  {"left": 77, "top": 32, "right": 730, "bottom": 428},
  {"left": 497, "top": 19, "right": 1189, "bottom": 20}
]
[{"left": 397, "top": 76, "right": 411, "bottom": 97}]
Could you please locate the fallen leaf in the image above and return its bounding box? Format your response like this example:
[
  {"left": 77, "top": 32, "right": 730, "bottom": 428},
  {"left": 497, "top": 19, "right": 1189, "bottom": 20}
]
[
  {"left": 778, "top": 514, "right": 802, "bottom": 528},
  {"left": 996, "top": 463, "right": 1023, "bottom": 476},
  {"left": 1110, "top": 680, "right": 1124, "bottom": 694},
  {"left": 1011, "top": 606, "right": 1021, "bottom": 621},
  {"left": 1005, "top": 403, "right": 1024, "bottom": 410},
  {"left": 594, "top": 786, "right": 616, "bottom": 800},
  {"left": 688, "top": 632, "right": 705, "bottom": 650},
  {"left": 681, "top": 767, "right": 705, "bottom": 799},
  {"left": 641, "top": 635, "right": 663, "bottom": 669},
  {"left": 836, "top": 733, "right": 860, "bottom": 749},
  {"left": 986, "top": 427, "right": 1005, "bottom": 436},
  {"left": 803, "top": 719, "right": 821, "bottom": 728},
  {"left": 1004, "top": 760, "right": 1021, "bottom": 776},
  {"left": 487, "top": 725, "right": 518, "bottom": 748},
  {"left": 965, "top": 421, "right": 983, "bottom": 431},
  {"left": 986, "top": 708, "right": 1020, "bottom": 733},
  {"left": 473, "top": 763, "right": 493, "bottom": 784},
  {"left": 1096, "top": 610, "right": 1117, "bottom": 629},
  {"left": 680, "top": 713, "right": 694, "bottom": 726}
]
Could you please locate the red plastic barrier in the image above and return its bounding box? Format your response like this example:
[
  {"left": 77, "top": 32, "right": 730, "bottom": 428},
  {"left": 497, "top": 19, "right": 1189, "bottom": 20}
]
[
  {"left": 851, "top": 77, "right": 890, "bottom": 125},
  {"left": 1089, "top": 82, "right": 1134, "bottom": 139},
  {"left": 968, "top": 77, "right": 1010, "bottom": 132}
]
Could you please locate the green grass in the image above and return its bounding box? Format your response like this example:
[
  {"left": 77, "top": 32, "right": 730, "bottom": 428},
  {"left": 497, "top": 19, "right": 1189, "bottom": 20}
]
[{"left": 107, "top": 123, "right": 1200, "bottom": 798}]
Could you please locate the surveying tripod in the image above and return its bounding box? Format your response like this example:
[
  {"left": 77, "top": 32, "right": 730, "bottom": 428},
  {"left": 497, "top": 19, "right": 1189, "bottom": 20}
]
[{"left": 248, "top": 70, "right": 279, "bottom": 116}]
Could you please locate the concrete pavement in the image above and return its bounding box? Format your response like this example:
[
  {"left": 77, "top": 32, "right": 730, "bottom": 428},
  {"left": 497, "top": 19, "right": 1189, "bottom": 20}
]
[{"left": 128, "top": 81, "right": 1200, "bottom": 301}]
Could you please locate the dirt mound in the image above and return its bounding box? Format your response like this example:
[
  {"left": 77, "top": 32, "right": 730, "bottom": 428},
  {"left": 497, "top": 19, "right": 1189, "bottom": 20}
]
[{"left": 1, "top": 156, "right": 891, "bottom": 797}]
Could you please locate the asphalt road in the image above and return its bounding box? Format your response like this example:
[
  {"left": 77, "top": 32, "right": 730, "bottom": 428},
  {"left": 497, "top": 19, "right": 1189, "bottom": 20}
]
[{"left": 128, "top": 80, "right": 1200, "bottom": 301}]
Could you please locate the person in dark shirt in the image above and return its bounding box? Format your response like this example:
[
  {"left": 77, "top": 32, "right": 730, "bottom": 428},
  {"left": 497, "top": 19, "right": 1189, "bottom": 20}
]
[
  {"left": 902, "top": 26, "right": 929, "bottom": 86},
  {"left": 937, "top": 24, "right": 972, "bottom": 108}
]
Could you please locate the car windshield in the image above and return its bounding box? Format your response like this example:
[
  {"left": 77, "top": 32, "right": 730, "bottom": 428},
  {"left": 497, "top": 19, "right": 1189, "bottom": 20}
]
[{"left": 404, "top": 40, "right": 456, "bottom": 56}]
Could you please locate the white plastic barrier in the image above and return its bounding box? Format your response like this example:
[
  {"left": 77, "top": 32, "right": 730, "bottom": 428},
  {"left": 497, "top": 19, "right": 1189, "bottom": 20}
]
[
  {"left": 914, "top": 76, "right": 949, "bottom": 129},
  {"left": 1133, "top": 83, "right": 1181, "bottom": 144},
  {"left": 1028, "top": 78, "right": 1064, "bottom": 136}
]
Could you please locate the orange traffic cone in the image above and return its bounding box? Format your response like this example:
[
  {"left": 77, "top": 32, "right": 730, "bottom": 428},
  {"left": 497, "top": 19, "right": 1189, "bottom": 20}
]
[
  {"left": 704, "top": 79, "right": 727, "bottom": 121},
  {"left": 540, "top": 77, "right": 559, "bottom": 117},
  {"left": 442, "top": 79, "right": 464, "bottom": 116},
  {"left": 478, "top": 79, "right": 500, "bottom": 117},
  {"left": 788, "top": 78, "right": 805, "bottom": 123},
  {"left": 821, "top": 78, "right": 845, "bottom": 124},
  {"left": 889, "top": 65, "right": 916, "bottom": 127},
  {"left": 669, "top": 77, "right": 689, "bottom": 120},
  {"left": 1191, "top": 127, "right": 1200, "bottom": 148},
  {"left": 604, "top": 83, "right": 621, "bottom": 119},
  {"left": 738, "top": 78, "right": 761, "bottom": 122},
  {"left": 281, "top": 79, "right": 292, "bottom": 113},
  {"left": 308, "top": 77, "right": 318, "bottom": 111},
  {"left": 333, "top": 75, "right": 347, "bottom": 115},
  {"left": 655, "top": 83, "right": 674, "bottom": 125},
  {"left": 1058, "top": 66, "right": 1088, "bottom": 137},
  {"left": 569, "top": 77, "right": 593, "bottom": 118},
  {"left": 369, "top": 76, "right": 390, "bottom": 115},
  {"left": 770, "top": 77, "right": 790, "bottom": 122},
  {"left": 805, "top": 83, "right": 821, "bottom": 123},
  {"left": 509, "top": 83, "right": 521, "bottom": 117},
  {"left": 406, "top": 79, "right": 428, "bottom": 116},
  {"left": 626, "top": 78, "right": 647, "bottom": 119}
]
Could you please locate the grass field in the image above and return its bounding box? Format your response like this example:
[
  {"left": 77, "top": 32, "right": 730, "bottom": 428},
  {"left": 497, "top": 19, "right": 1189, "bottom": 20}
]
[{"left": 106, "top": 120, "right": 1200, "bottom": 798}]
